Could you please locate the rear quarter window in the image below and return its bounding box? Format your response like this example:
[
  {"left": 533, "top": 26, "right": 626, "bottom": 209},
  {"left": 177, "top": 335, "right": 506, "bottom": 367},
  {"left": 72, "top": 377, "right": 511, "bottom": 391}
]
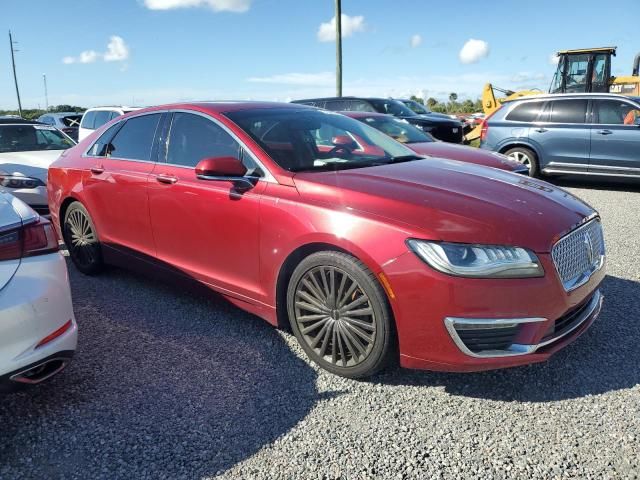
[
  {"left": 81, "top": 111, "right": 96, "bottom": 129},
  {"left": 505, "top": 102, "right": 545, "bottom": 122}
]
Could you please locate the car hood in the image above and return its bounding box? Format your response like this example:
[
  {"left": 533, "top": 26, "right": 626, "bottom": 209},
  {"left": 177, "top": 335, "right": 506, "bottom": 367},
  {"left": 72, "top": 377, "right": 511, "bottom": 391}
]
[
  {"left": 407, "top": 142, "right": 525, "bottom": 172},
  {"left": 0, "top": 150, "right": 64, "bottom": 182},
  {"left": 292, "top": 159, "right": 595, "bottom": 253}
]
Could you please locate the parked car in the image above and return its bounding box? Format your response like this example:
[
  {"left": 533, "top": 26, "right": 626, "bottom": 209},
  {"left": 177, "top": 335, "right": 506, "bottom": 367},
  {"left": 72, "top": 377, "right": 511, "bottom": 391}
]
[
  {"left": 343, "top": 111, "right": 528, "bottom": 173},
  {"left": 49, "top": 102, "right": 604, "bottom": 378},
  {"left": 480, "top": 93, "right": 640, "bottom": 177},
  {"left": 37, "top": 112, "right": 83, "bottom": 141},
  {"left": 397, "top": 98, "right": 453, "bottom": 121},
  {"left": 78, "top": 106, "right": 141, "bottom": 141},
  {"left": 0, "top": 193, "right": 77, "bottom": 392},
  {"left": 292, "top": 97, "right": 464, "bottom": 143},
  {"left": 0, "top": 119, "right": 76, "bottom": 215}
]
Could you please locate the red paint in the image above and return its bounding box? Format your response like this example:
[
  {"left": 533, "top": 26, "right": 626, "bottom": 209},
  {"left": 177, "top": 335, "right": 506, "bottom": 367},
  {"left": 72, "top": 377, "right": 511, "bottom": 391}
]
[{"left": 48, "top": 102, "right": 602, "bottom": 372}]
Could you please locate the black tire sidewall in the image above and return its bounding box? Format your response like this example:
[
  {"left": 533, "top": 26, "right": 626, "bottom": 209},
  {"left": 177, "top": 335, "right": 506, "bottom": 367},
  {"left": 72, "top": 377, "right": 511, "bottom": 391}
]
[
  {"left": 63, "top": 202, "right": 104, "bottom": 275},
  {"left": 505, "top": 147, "right": 540, "bottom": 177},
  {"left": 286, "top": 251, "right": 393, "bottom": 379}
]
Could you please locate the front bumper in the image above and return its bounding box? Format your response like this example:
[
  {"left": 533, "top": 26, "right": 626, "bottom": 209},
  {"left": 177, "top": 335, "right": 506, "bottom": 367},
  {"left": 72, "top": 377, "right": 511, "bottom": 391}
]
[
  {"left": 0, "top": 252, "right": 77, "bottom": 389},
  {"left": 383, "top": 251, "right": 605, "bottom": 372}
]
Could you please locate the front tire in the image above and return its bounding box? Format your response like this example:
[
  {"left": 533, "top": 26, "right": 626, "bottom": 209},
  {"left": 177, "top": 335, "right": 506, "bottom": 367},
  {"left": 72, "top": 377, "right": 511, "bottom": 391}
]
[
  {"left": 62, "top": 202, "right": 104, "bottom": 275},
  {"left": 504, "top": 146, "right": 540, "bottom": 177},
  {"left": 287, "top": 251, "right": 394, "bottom": 379}
]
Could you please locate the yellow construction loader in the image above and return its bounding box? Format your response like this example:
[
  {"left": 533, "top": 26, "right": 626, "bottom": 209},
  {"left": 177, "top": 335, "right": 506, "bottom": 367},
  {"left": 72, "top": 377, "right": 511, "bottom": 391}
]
[{"left": 465, "top": 47, "right": 640, "bottom": 142}]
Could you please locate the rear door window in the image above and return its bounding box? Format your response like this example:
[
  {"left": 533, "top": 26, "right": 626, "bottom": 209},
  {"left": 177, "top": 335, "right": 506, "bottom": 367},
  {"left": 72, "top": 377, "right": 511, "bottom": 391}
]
[
  {"left": 106, "top": 114, "right": 161, "bottom": 161},
  {"left": 93, "top": 111, "right": 112, "bottom": 130},
  {"left": 548, "top": 100, "right": 588, "bottom": 124},
  {"left": 81, "top": 111, "right": 96, "bottom": 129},
  {"left": 505, "top": 102, "right": 545, "bottom": 122},
  {"left": 324, "top": 100, "right": 349, "bottom": 111}
]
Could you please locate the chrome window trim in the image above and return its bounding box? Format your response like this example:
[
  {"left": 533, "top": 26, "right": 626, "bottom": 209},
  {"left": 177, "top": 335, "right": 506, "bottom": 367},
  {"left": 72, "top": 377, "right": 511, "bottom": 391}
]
[
  {"left": 445, "top": 290, "right": 602, "bottom": 358},
  {"left": 161, "top": 109, "right": 277, "bottom": 184}
]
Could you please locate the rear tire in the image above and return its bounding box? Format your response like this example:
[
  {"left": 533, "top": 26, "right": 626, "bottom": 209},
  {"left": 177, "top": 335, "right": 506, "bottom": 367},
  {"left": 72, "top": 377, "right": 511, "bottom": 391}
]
[
  {"left": 504, "top": 146, "right": 540, "bottom": 177},
  {"left": 62, "top": 202, "right": 104, "bottom": 275},
  {"left": 287, "top": 251, "right": 394, "bottom": 379}
]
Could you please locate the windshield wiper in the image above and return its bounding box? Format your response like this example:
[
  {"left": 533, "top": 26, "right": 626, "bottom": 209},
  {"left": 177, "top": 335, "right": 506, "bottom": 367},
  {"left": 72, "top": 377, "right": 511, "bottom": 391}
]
[{"left": 385, "top": 154, "right": 425, "bottom": 164}]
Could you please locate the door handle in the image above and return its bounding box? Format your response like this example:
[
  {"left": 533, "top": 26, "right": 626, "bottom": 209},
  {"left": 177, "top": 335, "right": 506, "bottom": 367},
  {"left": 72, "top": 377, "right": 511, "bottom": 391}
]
[
  {"left": 90, "top": 166, "right": 104, "bottom": 175},
  {"left": 597, "top": 129, "right": 613, "bottom": 135},
  {"left": 534, "top": 128, "right": 548, "bottom": 133},
  {"left": 156, "top": 174, "right": 178, "bottom": 185}
]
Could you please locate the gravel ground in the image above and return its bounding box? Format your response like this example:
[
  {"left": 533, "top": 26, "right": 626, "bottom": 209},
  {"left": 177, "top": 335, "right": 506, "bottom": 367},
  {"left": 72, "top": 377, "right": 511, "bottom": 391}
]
[{"left": 1, "top": 179, "right": 640, "bottom": 480}]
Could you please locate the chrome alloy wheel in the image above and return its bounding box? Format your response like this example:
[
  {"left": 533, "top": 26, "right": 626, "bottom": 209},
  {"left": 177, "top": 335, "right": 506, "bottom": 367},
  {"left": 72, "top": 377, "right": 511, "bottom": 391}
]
[
  {"left": 507, "top": 151, "right": 532, "bottom": 171},
  {"left": 64, "top": 208, "right": 99, "bottom": 268},
  {"left": 293, "top": 266, "right": 377, "bottom": 368}
]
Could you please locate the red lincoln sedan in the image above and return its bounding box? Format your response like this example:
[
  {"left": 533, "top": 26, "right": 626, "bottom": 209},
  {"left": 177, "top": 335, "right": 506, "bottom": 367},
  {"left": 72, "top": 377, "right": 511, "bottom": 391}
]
[
  {"left": 48, "top": 102, "right": 605, "bottom": 378},
  {"left": 342, "top": 111, "right": 528, "bottom": 173}
]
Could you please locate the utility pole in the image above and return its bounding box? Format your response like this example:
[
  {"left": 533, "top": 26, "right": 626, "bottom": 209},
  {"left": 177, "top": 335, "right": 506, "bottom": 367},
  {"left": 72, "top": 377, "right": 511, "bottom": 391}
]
[
  {"left": 9, "top": 31, "right": 23, "bottom": 117},
  {"left": 335, "top": 0, "right": 342, "bottom": 97},
  {"left": 43, "top": 74, "right": 49, "bottom": 111}
]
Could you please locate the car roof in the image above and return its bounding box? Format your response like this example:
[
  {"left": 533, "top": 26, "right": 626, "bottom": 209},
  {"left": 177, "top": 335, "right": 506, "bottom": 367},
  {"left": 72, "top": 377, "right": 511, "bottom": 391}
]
[
  {"left": 292, "top": 97, "right": 399, "bottom": 103},
  {"left": 130, "top": 101, "right": 317, "bottom": 115},
  {"left": 339, "top": 111, "right": 388, "bottom": 118},
  {"left": 0, "top": 119, "right": 41, "bottom": 125},
  {"left": 504, "top": 92, "right": 639, "bottom": 104},
  {"left": 84, "top": 106, "right": 143, "bottom": 112}
]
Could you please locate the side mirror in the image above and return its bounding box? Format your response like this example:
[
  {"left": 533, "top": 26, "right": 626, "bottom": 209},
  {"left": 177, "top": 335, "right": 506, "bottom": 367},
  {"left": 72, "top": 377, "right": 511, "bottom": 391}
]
[
  {"left": 195, "top": 156, "right": 247, "bottom": 177},
  {"left": 195, "top": 156, "right": 253, "bottom": 188}
]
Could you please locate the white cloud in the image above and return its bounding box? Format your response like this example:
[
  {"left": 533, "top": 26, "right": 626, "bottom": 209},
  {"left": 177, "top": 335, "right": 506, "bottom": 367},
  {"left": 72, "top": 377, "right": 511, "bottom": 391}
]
[
  {"left": 549, "top": 53, "right": 560, "bottom": 65},
  {"left": 317, "top": 14, "right": 365, "bottom": 42},
  {"left": 62, "top": 36, "right": 129, "bottom": 65},
  {"left": 247, "top": 72, "right": 334, "bottom": 87},
  {"left": 410, "top": 34, "right": 422, "bottom": 48},
  {"left": 143, "top": 0, "right": 251, "bottom": 12},
  {"left": 104, "top": 36, "right": 129, "bottom": 62},
  {"left": 459, "top": 39, "right": 490, "bottom": 64}
]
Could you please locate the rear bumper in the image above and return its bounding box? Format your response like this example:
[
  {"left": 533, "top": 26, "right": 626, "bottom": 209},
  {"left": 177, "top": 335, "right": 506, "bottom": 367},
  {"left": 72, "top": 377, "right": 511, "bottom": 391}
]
[{"left": 0, "top": 252, "right": 77, "bottom": 389}]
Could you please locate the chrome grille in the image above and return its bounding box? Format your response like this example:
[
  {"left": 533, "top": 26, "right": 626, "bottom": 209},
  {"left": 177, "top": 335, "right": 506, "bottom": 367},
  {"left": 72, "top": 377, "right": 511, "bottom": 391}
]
[{"left": 552, "top": 219, "right": 605, "bottom": 291}]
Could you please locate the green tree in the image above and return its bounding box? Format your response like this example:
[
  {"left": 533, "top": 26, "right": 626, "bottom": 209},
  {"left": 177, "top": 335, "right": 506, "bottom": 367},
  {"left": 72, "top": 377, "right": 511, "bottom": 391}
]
[
  {"left": 426, "top": 97, "right": 438, "bottom": 108},
  {"left": 409, "top": 95, "right": 424, "bottom": 105},
  {"left": 448, "top": 92, "right": 458, "bottom": 103}
]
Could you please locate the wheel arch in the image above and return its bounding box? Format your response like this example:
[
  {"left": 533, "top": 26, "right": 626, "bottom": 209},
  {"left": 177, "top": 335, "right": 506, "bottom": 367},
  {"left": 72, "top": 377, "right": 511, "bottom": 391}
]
[
  {"left": 498, "top": 142, "right": 541, "bottom": 161},
  {"left": 58, "top": 196, "right": 82, "bottom": 234},
  {"left": 275, "top": 242, "right": 351, "bottom": 330}
]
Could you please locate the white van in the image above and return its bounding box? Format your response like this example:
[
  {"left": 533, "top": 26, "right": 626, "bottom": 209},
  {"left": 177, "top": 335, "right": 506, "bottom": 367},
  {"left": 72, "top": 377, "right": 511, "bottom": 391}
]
[{"left": 78, "top": 106, "right": 142, "bottom": 141}]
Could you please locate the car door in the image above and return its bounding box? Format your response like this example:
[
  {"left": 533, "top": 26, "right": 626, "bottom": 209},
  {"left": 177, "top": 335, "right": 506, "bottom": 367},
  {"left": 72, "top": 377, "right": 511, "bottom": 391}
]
[
  {"left": 147, "top": 111, "right": 267, "bottom": 299},
  {"left": 528, "top": 99, "right": 590, "bottom": 170},
  {"left": 82, "top": 112, "right": 162, "bottom": 258},
  {"left": 589, "top": 99, "right": 640, "bottom": 174}
]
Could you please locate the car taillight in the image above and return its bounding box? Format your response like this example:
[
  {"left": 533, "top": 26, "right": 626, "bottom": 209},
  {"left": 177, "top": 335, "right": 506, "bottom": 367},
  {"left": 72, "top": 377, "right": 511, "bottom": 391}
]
[
  {"left": 0, "top": 229, "right": 21, "bottom": 261},
  {"left": 480, "top": 109, "right": 499, "bottom": 142},
  {"left": 480, "top": 120, "right": 489, "bottom": 141},
  {"left": 0, "top": 218, "right": 58, "bottom": 261},
  {"left": 36, "top": 319, "right": 73, "bottom": 349}
]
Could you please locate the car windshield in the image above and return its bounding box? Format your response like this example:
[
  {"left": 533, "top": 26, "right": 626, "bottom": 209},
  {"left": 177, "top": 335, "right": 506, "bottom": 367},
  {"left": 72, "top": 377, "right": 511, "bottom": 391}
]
[
  {"left": 0, "top": 124, "right": 75, "bottom": 153},
  {"left": 369, "top": 99, "right": 417, "bottom": 117},
  {"left": 226, "top": 108, "right": 421, "bottom": 172},
  {"left": 357, "top": 116, "right": 434, "bottom": 144},
  {"left": 403, "top": 100, "right": 431, "bottom": 115}
]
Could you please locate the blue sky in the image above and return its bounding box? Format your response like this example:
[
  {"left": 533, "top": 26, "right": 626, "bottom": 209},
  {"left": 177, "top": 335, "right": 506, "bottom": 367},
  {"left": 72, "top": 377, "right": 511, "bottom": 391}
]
[{"left": 1, "top": 0, "right": 638, "bottom": 109}]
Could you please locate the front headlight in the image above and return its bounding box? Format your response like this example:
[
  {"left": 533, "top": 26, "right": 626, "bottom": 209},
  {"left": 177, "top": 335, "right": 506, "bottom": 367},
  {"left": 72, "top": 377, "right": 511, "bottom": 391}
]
[
  {"left": 0, "top": 173, "right": 45, "bottom": 189},
  {"left": 407, "top": 239, "right": 544, "bottom": 278}
]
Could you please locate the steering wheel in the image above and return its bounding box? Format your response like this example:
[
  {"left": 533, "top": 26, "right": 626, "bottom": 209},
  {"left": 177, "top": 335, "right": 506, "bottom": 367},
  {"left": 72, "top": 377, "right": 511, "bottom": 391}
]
[{"left": 327, "top": 145, "right": 353, "bottom": 158}]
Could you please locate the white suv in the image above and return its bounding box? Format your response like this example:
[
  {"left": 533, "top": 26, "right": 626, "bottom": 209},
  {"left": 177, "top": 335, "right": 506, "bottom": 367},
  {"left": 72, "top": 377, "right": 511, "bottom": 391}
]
[{"left": 78, "top": 106, "right": 141, "bottom": 141}]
